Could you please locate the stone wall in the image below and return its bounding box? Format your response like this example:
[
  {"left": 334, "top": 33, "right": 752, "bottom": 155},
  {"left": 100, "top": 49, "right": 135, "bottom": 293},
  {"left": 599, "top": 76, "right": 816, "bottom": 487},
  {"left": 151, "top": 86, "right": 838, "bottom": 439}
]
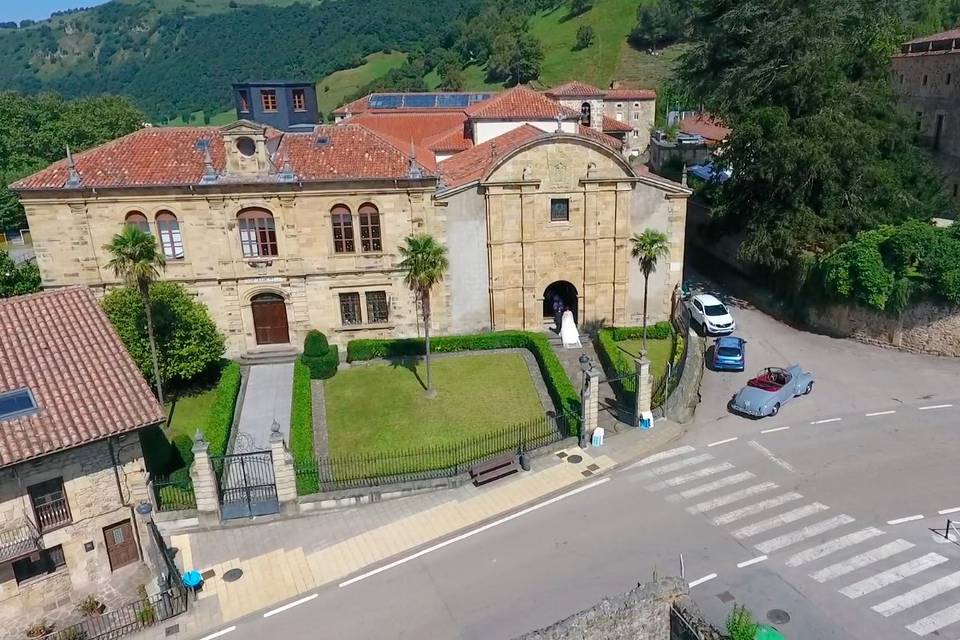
[
  {"left": 515, "top": 576, "right": 687, "bottom": 640},
  {"left": 805, "top": 301, "right": 960, "bottom": 357}
]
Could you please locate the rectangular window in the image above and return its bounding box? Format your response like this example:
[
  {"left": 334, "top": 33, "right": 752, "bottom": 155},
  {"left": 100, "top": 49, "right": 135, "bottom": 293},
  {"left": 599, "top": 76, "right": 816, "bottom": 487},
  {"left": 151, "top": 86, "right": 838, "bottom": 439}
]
[
  {"left": 238, "top": 90, "right": 250, "bottom": 112},
  {"left": 616, "top": 112, "right": 623, "bottom": 121},
  {"left": 948, "top": 73, "right": 953, "bottom": 85},
  {"left": 331, "top": 213, "right": 355, "bottom": 253},
  {"left": 550, "top": 198, "right": 570, "bottom": 222},
  {"left": 339, "top": 292, "right": 362, "bottom": 326},
  {"left": 12, "top": 545, "right": 66, "bottom": 585},
  {"left": 29, "top": 478, "right": 71, "bottom": 533},
  {"left": 239, "top": 216, "right": 278, "bottom": 257},
  {"left": 365, "top": 291, "right": 389, "bottom": 324},
  {"left": 953, "top": 184, "right": 958, "bottom": 198},
  {"left": 0, "top": 388, "right": 36, "bottom": 421},
  {"left": 156, "top": 217, "right": 183, "bottom": 260},
  {"left": 261, "top": 90, "right": 278, "bottom": 112},
  {"left": 359, "top": 211, "right": 382, "bottom": 252},
  {"left": 633, "top": 112, "right": 639, "bottom": 120},
  {"left": 292, "top": 89, "right": 306, "bottom": 111},
  {"left": 923, "top": 74, "right": 929, "bottom": 86},
  {"left": 633, "top": 130, "right": 639, "bottom": 137}
]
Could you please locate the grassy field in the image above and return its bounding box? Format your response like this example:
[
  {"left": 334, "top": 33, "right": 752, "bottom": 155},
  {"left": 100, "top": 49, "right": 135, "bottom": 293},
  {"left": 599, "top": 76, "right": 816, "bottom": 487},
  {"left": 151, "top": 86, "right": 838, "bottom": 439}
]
[
  {"left": 323, "top": 353, "right": 544, "bottom": 456},
  {"left": 614, "top": 337, "right": 674, "bottom": 380},
  {"left": 614, "top": 42, "right": 689, "bottom": 93},
  {"left": 317, "top": 51, "right": 408, "bottom": 115}
]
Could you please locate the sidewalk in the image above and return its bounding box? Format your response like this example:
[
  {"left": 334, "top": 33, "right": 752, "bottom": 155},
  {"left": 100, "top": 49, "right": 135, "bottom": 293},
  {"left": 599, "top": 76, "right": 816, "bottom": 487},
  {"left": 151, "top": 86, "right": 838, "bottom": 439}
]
[
  {"left": 150, "top": 421, "right": 684, "bottom": 639},
  {"left": 232, "top": 363, "right": 294, "bottom": 450}
]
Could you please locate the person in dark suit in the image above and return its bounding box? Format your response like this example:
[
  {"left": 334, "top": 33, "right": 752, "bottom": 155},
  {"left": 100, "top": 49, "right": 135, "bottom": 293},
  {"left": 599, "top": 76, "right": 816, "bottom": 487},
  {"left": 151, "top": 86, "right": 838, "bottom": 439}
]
[{"left": 552, "top": 294, "right": 564, "bottom": 332}]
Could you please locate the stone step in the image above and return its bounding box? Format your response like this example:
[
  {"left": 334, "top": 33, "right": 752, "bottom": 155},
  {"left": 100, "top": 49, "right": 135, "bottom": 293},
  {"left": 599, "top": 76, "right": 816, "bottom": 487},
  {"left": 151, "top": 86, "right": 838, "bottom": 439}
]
[{"left": 236, "top": 345, "right": 300, "bottom": 366}]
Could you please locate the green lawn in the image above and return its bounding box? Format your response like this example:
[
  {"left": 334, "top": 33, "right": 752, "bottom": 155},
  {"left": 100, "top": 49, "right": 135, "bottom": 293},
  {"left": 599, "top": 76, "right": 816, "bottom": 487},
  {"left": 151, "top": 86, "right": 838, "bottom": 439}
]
[
  {"left": 614, "top": 41, "right": 689, "bottom": 94},
  {"left": 323, "top": 353, "right": 544, "bottom": 456},
  {"left": 613, "top": 336, "right": 674, "bottom": 379},
  {"left": 317, "top": 51, "right": 408, "bottom": 115}
]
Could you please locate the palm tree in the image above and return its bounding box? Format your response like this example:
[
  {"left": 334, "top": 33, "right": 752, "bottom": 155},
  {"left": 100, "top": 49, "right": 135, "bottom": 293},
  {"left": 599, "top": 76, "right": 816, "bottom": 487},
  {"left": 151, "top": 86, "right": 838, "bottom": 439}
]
[
  {"left": 630, "top": 228, "right": 671, "bottom": 354},
  {"left": 398, "top": 234, "right": 449, "bottom": 397},
  {"left": 105, "top": 226, "right": 167, "bottom": 404}
]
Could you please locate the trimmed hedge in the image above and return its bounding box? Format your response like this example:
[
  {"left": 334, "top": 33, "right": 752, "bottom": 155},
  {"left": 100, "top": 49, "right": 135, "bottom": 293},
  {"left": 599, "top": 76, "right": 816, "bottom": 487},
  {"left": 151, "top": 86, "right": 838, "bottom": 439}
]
[
  {"left": 301, "top": 330, "right": 339, "bottom": 380},
  {"left": 304, "top": 330, "right": 330, "bottom": 357},
  {"left": 200, "top": 361, "right": 241, "bottom": 459},
  {"left": 347, "top": 331, "right": 581, "bottom": 433},
  {"left": 605, "top": 321, "right": 672, "bottom": 342},
  {"left": 289, "top": 359, "right": 317, "bottom": 495},
  {"left": 595, "top": 322, "right": 676, "bottom": 407}
]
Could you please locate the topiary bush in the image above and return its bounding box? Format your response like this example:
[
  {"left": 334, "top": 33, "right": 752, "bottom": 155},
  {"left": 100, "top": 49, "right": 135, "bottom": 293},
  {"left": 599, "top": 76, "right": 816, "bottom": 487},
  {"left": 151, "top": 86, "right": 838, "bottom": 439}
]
[
  {"left": 301, "top": 331, "right": 338, "bottom": 379},
  {"left": 346, "top": 331, "right": 580, "bottom": 432},
  {"left": 303, "top": 330, "right": 330, "bottom": 357}
]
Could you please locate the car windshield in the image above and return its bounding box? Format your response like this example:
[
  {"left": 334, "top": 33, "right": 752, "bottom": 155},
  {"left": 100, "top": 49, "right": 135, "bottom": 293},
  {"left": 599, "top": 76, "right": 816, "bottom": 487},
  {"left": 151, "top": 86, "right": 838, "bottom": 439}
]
[
  {"left": 704, "top": 304, "right": 728, "bottom": 317},
  {"left": 717, "top": 346, "right": 741, "bottom": 357}
]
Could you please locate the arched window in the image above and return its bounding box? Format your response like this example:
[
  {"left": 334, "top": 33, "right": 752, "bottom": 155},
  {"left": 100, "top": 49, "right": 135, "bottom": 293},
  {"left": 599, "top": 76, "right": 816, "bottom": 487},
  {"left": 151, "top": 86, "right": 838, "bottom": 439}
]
[
  {"left": 358, "top": 203, "right": 382, "bottom": 252},
  {"left": 580, "top": 102, "right": 591, "bottom": 127},
  {"left": 155, "top": 211, "right": 184, "bottom": 260},
  {"left": 237, "top": 208, "right": 278, "bottom": 258},
  {"left": 125, "top": 212, "right": 150, "bottom": 234},
  {"left": 331, "top": 205, "right": 354, "bottom": 253}
]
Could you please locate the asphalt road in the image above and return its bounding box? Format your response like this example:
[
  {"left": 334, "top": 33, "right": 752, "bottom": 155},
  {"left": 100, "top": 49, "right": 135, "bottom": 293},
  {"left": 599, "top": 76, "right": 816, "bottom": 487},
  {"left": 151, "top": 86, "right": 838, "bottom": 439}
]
[{"left": 201, "top": 302, "right": 960, "bottom": 640}]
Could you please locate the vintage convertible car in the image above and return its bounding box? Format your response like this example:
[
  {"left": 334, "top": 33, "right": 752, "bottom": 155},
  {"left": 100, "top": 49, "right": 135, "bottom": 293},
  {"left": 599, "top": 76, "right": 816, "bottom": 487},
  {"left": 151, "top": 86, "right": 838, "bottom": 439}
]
[{"left": 730, "top": 365, "right": 814, "bottom": 418}]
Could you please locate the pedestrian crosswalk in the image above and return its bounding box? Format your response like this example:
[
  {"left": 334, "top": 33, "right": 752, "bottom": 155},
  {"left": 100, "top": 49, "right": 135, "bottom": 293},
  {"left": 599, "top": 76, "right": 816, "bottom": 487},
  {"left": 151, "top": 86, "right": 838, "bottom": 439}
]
[{"left": 631, "top": 445, "right": 960, "bottom": 638}]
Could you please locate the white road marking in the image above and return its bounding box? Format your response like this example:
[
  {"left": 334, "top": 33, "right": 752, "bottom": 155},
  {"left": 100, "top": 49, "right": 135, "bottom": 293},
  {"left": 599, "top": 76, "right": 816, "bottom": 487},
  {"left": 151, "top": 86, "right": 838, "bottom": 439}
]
[
  {"left": 785, "top": 527, "right": 885, "bottom": 567},
  {"left": 737, "top": 555, "right": 768, "bottom": 568},
  {"left": 939, "top": 507, "right": 960, "bottom": 515},
  {"left": 338, "top": 477, "right": 610, "bottom": 588},
  {"left": 647, "top": 463, "right": 736, "bottom": 491},
  {"left": 906, "top": 600, "right": 960, "bottom": 635},
  {"left": 712, "top": 493, "right": 804, "bottom": 526},
  {"left": 872, "top": 570, "right": 960, "bottom": 617},
  {"left": 919, "top": 404, "right": 953, "bottom": 411},
  {"left": 760, "top": 426, "right": 791, "bottom": 434},
  {"left": 747, "top": 440, "right": 794, "bottom": 473},
  {"left": 635, "top": 454, "right": 714, "bottom": 479},
  {"left": 688, "top": 573, "right": 717, "bottom": 588},
  {"left": 627, "top": 446, "right": 696, "bottom": 469},
  {"left": 810, "top": 418, "right": 842, "bottom": 424},
  {"left": 811, "top": 539, "right": 915, "bottom": 583},
  {"left": 686, "top": 482, "right": 779, "bottom": 514},
  {"left": 708, "top": 437, "right": 738, "bottom": 447},
  {"left": 866, "top": 410, "right": 896, "bottom": 417},
  {"left": 839, "top": 553, "right": 948, "bottom": 599},
  {"left": 754, "top": 515, "right": 855, "bottom": 554},
  {"left": 199, "top": 628, "right": 237, "bottom": 640},
  {"left": 732, "top": 503, "right": 829, "bottom": 539},
  {"left": 676, "top": 472, "right": 756, "bottom": 500},
  {"left": 263, "top": 593, "right": 319, "bottom": 618},
  {"left": 887, "top": 514, "right": 924, "bottom": 525}
]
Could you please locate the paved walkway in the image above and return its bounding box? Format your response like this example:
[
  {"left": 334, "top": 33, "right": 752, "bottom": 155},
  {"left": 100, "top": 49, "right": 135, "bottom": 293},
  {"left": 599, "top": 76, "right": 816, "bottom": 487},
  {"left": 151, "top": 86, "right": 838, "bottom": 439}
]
[
  {"left": 548, "top": 331, "right": 625, "bottom": 433},
  {"left": 145, "top": 421, "right": 683, "bottom": 640},
  {"left": 232, "top": 363, "right": 294, "bottom": 452}
]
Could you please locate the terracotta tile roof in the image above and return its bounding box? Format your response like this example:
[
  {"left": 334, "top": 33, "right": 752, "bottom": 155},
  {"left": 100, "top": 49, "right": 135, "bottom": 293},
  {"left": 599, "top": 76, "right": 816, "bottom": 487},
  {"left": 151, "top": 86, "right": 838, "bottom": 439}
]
[
  {"left": 466, "top": 86, "right": 581, "bottom": 120},
  {"left": 349, "top": 124, "right": 438, "bottom": 173},
  {"left": 905, "top": 28, "right": 960, "bottom": 45},
  {"left": 424, "top": 124, "right": 474, "bottom": 152},
  {"left": 544, "top": 81, "right": 606, "bottom": 98},
  {"left": 11, "top": 124, "right": 432, "bottom": 191},
  {"left": 439, "top": 125, "right": 546, "bottom": 188},
  {"left": 601, "top": 116, "right": 634, "bottom": 132},
  {"left": 578, "top": 125, "right": 624, "bottom": 151},
  {"left": 0, "top": 287, "right": 165, "bottom": 468},
  {"left": 348, "top": 112, "right": 471, "bottom": 157},
  {"left": 604, "top": 88, "right": 657, "bottom": 100},
  {"left": 678, "top": 114, "right": 730, "bottom": 143}
]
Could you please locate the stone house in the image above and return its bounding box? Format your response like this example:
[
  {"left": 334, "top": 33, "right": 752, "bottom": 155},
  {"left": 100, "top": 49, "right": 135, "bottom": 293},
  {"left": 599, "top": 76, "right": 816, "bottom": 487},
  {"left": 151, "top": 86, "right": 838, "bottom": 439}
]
[
  {"left": 12, "top": 86, "right": 689, "bottom": 360},
  {"left": 0, "top": 287, "right": 166, "bottom": 632}
]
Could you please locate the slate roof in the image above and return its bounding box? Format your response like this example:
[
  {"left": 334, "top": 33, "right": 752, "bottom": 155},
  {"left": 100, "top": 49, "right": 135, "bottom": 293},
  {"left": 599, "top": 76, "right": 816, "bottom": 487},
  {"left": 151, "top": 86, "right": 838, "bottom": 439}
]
[
  {"left": 11, "top": 124, "right": 433, "bottom": 191},
  {"left": 0, "top": 287, "right": 165, "bottom": 468}
]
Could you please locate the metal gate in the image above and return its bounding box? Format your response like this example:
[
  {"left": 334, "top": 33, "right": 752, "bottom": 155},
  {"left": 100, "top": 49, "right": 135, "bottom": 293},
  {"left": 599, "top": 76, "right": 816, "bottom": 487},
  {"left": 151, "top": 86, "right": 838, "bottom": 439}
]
[
  {"left": 596, "top": 370, "right": 639, "bottom": 426},
  {"left": 212, "top": 450, "right": 279, "bottom": 520}
]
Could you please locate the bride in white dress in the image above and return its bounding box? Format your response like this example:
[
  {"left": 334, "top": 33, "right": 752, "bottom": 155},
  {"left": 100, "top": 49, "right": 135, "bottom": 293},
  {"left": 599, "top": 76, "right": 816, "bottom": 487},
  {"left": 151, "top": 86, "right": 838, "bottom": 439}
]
[{"left": 559, "top": 309, "right": 581, "bottom": 348}]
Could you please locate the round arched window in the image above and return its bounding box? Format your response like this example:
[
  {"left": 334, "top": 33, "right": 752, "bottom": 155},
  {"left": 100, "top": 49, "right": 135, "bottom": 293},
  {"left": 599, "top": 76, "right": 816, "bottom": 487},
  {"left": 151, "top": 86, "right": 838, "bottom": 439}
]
[
  {"left": 358, "top": 203, "right": 382, "bottom": 253},
  {"left": 237, "top": 208, "right": 277, "bottom": 258},
  {"left": 155, "top": 211, "right": 183, "bottom": 260},
  {"left": 124, "top": 211, "right": 150, "bottom": 234},
  {"left": 331, "top": 205, "right": 354, "bottom": 254},
  {"left": 235, "top": 136, "right": 256, "bottom": 157}
]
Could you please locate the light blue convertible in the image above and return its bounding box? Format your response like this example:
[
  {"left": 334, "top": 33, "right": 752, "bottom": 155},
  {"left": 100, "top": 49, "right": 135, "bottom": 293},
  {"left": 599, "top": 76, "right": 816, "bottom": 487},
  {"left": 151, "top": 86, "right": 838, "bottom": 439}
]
[{"left": 730, "top": 365, "right": 814, "bottom": 418}]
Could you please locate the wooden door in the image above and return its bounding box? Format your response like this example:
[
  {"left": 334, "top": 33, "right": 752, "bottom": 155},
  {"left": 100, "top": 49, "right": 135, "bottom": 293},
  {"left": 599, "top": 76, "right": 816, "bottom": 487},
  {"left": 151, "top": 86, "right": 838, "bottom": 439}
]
[
  {"left": 103, "top": 520, "right": 139, "bottom": 571},
  {"left": 251, "top": 295, "right": 289, "bottom": 345}
]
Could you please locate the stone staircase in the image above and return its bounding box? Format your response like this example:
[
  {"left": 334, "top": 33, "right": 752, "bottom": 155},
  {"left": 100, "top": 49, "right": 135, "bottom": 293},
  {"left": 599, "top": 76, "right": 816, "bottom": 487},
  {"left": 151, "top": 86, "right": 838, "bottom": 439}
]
[{"left": 237, "top": 344, "right": 300, "bottom": 366}]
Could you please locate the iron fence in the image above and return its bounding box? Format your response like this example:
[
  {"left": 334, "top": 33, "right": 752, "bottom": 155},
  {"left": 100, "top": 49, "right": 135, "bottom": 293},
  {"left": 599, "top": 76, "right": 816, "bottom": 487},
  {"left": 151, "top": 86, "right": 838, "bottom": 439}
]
[
  {"left": 151, "top": 475, "right": 196, "bottom": 512},
  {"left": 670, "top": 605, "right": 705, "bottom": 640},
  {"left": 294, "top": 412, "right": 572, "bottom": 495},
  {"left": 46, "top": 584, "right": 188, "bottom": 640}
]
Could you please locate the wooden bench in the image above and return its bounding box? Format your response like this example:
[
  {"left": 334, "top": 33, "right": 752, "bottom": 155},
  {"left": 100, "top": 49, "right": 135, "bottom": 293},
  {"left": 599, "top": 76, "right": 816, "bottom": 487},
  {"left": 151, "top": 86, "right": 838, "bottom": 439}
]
[{"left": 470, "top": 453, "right": 520, "bottom": 487}]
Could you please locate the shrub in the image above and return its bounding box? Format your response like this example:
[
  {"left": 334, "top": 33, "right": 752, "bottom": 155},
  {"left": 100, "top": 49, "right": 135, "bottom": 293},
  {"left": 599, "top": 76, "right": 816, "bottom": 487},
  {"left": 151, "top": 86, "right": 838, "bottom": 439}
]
[
  {"left": 75, "top": 594, "right": 103, "bottom": 616},
  {"left": 595, "top": 323, "right": 677, "bottom": 406},
  {"left": 726, "top": 604, "right": 758, "bottom": 640},
  {"left": 302, "top": 345, "right": 339, "bottom": 380},
  {"left": 203, "top": 362, "right": 241, "bottom": 459},
  {"left": 290, "top": 359, "right": 316, "bottom": 494},
  {"left": 606, "top": 321, "right": 672, "bottom": 341},
  {"left": 346, "top": 331, "right": 580, "bottom": 431},
  {"left": 25, "top": 620, "right": 53, "bottom": 638},
  {"left": 303, "top": 330, "right": 330, "bottom": 357}
]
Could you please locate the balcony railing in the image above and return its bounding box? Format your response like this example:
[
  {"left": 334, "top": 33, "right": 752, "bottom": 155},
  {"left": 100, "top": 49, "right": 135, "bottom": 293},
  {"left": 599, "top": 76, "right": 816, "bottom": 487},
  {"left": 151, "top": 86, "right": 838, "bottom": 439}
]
[
  {"left": 34, "top": 497, "right": 71, "bottom": 532},
  {"left": 0, "top": 518, "right": 40, "bottom": 563}
]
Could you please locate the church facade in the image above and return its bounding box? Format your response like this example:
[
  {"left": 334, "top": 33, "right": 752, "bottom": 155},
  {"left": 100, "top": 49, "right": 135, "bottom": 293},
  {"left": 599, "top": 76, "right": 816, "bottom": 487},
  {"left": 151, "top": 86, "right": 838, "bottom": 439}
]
[{"left": 12, "top": 86, "right": 689, "bottom": 358}]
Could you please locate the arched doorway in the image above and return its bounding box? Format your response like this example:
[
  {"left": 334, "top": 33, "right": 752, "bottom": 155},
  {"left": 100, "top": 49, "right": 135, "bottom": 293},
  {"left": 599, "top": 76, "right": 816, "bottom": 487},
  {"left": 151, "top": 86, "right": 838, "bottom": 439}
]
[
  {"left": 251, "top": 293, "right": 289, "bottom": 345},
  {"left": 543, "top": 281, "right": 579, "bottom": 325}
]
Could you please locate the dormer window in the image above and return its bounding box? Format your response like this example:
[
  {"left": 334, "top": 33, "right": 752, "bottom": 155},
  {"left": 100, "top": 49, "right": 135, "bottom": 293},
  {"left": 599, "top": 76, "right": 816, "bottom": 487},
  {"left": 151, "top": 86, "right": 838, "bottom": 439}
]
[
  {"left": 261, "top": 90, "right": 278, "bottom": 112},
  {"left": 236, "top": 137, "right": 256, "bottom": 157},
  {"left": 238, "top": 90, "right": 250, "bottom": 113},
  {"left": 292, "top": 89, "right": 306, "bottom": 112}
]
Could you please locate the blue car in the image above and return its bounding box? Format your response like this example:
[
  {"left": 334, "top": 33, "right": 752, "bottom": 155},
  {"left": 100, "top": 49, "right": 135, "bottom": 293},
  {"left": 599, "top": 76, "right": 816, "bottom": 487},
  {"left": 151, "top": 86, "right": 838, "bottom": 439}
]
[{"left": 713, "top": 336, "right": 746, "bottom": 371}]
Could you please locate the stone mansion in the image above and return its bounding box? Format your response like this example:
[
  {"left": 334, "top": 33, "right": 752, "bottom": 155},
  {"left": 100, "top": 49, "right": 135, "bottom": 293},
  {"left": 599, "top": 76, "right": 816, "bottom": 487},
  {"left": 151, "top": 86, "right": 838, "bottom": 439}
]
[{"left": 12, "top": 83, "right": 689, "bottom": 358}]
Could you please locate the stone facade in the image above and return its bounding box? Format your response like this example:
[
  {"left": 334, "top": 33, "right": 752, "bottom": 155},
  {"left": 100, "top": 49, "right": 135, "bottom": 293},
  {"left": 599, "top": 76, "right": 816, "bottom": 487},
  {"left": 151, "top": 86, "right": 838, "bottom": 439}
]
[
  {"left": 604, "top": 98, "right": 656, "bottom": 158},
  {"left": 0, "top": 437, "right": 151, "bottom": 632}
]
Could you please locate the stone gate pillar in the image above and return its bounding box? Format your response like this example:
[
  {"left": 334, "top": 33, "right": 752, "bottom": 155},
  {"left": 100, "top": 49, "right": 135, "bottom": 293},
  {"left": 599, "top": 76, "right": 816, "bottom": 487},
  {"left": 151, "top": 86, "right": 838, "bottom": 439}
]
[
  {"left": 635, "top": 356, "right": 652, "bottom": 424},
  {"left": 580, "top": 361, "right": 599, "bottom": 448},
  {"left": 270, "top": 425, "right": 298, "bottom": 515},
  {"left": 190, "top": 432, "right": 220, "bottom": 524}
]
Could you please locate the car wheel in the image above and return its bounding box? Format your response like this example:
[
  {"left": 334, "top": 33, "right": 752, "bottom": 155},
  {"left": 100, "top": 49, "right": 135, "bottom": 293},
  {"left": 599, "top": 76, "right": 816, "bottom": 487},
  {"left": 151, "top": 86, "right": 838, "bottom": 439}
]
[
  {"left": 769, "top": 403, "right": 780, "bottom": 417},
  {"left": 804, "top": 382, "right": 814, "bottom": 395}
]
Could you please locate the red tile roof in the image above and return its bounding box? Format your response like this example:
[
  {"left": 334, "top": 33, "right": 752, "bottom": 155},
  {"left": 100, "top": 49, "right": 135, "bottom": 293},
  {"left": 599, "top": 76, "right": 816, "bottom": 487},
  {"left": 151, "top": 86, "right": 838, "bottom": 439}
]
[
  {"left": 578, "top": 125, "right": 624, "bottom": 151},
  {"left": 544, "top": 81, "right": 606, "bottom": 98},
  {"left": 466, "top": 86, "right": 581, "bottom": 120},
  {"left": 604, "top": 88, "right": 657, "bottom": 100},
  {"left": 11, "top": 124, "right": 432, "bottom": 191},
  {"left": 601, "top": 116, "right": 634, "bottom": 132},
  {"left": 424, "top": 124, "right": 474, "bottom": 152},
  {"left": 905, "top": 28, "right": 960, "bottom": 45},
  {"left": 0, "top": 287, "right": 165, "bottom": 468},
  {"left": 440, "top": 125, "right": 546, "bottom": 188},
  {"left": 348, "top": 112, "right": 468, "bottom": 147},
  {"left": 678, "top": 114, "right": 730, "bottom": 143}
]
